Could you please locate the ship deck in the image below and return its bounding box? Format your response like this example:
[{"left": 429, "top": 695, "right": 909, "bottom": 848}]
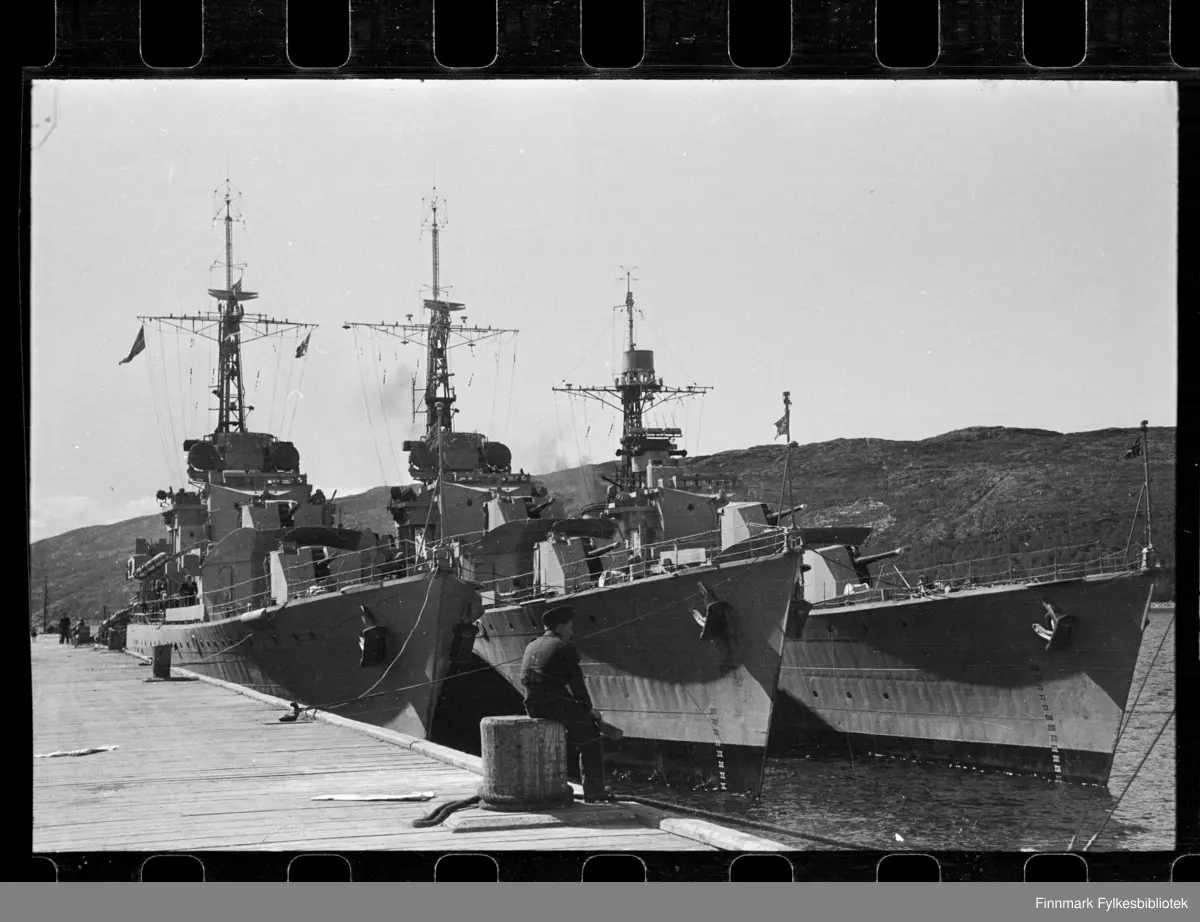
[{"left": 32, "top": 639, "right": 783, "bottom": 853}]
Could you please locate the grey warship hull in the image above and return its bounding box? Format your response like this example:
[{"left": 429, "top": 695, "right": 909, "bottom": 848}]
[
  {"left": 127, "top": 569, "right": 477, "bottom": 739},
  {"left": 469, "top": 549, "right": 802, "bottom": 793},
  {"left": 772, "top": 568, "right": 1157, "bottom": 784}
]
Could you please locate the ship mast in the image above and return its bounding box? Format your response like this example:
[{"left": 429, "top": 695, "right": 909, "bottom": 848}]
[
  {"left": 554, "top": 269, "right": 711, "bottom": 490},
  {"left": 137, "top": 178, "right": 317, "bottom": 446},
  {"left": 343, "top": 187, "right": 517, "bottom": 455}
]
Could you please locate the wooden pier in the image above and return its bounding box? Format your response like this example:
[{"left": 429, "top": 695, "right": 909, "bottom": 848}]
[{"left": 31, "top": 640, "right": 783, "bottom": 853}]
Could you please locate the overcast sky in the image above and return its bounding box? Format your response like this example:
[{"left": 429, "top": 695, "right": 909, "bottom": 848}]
[{"left": 29, "top": 79, "right": 1177, "bottom": 542}]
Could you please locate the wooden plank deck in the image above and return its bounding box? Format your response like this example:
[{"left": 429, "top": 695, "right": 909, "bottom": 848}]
[{"left": 32, "top": 640, "right": 735, "bottom": 852}]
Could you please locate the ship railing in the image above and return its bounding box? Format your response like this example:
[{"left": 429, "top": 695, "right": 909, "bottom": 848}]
[
  {"left": 475, "top": 525, "right": 793, "bottom": 608},
  {"left": 810, "top": 541, "right": 1142, "bottom": 608}
]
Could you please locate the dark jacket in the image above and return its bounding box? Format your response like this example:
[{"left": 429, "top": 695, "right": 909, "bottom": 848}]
[{"left": 520, "top": 630, "right": 593, "bottom": 709}]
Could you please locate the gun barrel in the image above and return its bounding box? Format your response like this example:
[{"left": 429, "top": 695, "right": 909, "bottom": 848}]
[
  {"left": 528, "top": 499, "right": 554, "bottom": 516},
  {"left": 585, "top": 541, "right": 620, "bottom": 559},
  {"left": 767, "top": 503, "right": 807, "bottom": 525},
  {"left": 853, "top": 547, "right": 905, "bottom": 567}
]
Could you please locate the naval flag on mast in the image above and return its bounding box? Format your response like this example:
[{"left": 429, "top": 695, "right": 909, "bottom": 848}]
[
  {"left": 118, "top": 325, "right": 146, "bottom": 365},
  {"left": 774, "top": 391, "right": 791, "bottom": 440},
  {"left": 295, "top": 331, "right": 311, "bottom": 359},
  {"left": 1123, "top": 437, "right": 1143, "bottom": 459}
]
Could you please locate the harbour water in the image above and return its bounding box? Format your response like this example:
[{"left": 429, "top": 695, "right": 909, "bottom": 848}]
[{"left": 623, "top": 608, "right": 1176, "bottom": 852}]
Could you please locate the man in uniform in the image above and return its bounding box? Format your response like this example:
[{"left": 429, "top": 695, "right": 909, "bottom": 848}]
[
  {"left": 519, "top": 606, "right": 612, "bottom": 803},
  {"left": 58, "top": 615, "right": 71, "bottom": 645}
]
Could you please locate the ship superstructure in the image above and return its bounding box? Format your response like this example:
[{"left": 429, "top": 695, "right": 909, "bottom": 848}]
[{"left": 121, "top": 180, "right": 476, "bottom": 740}]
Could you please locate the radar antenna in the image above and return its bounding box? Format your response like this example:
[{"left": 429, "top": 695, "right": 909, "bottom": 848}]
[
  {"left": 343, "top": 188, "right": 518, "bottom": 442},
  {"left": 554, "top": 269, "right": 711, "bottom": 490},
  {"left": 136, "top": 178, "right": 316, "bottom": 437}
]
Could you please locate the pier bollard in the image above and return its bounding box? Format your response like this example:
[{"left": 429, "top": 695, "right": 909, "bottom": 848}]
[
  {"left": 151, "top": 644, "right": 172, "bottom": 679},
  {"left": 477, "top": 716, "right": 573, "bottom": 812}
]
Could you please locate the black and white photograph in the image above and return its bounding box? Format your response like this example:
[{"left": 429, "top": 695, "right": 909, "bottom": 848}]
[{"left": 29, "top": 78, "right": 1176, "bottom": 856}]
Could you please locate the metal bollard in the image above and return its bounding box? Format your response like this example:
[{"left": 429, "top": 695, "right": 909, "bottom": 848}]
[
  {"left": 477, "top": 716, "right": 573, "bottom": 812},
  {"left": 151, "top": 643, "right": 172, "bottom": 679}
]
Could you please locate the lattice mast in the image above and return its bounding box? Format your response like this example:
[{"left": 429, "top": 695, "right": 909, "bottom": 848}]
[
  {"left": 554, "top": 269, "right": 712, "bottom": 489},
  {"left": 136, "top": 178, "right": 316, "bottom": 438},
  {"left": 342, "top": 187, "right": 517, "bottom": 439}
]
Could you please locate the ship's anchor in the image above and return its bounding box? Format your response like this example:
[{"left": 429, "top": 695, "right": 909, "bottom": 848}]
[
  {"left": 358, "top": 604, "right": 388, "bottom": 667},
  {"left": 1032, "top": 598, "right": 1077, "bottom": 651},
  {"left": 692, "top": 582, "right": 733, "bottom": 642}
]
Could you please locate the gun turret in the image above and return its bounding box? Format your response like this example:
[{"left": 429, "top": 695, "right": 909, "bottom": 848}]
[
  {"left": 853, "top": 546, "right": 906, "bottom": 568},
  {"left": 766, "top": 503, "right": 807, "bottom": 526}
]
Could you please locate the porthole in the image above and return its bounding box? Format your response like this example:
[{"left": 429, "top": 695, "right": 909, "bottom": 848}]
[
  {"left": 883, "top": 692, "right": 890, "bottom": 700},
  {"left": 901, "top": 621, "right": 908, "bottom": 628},
  {"left": 812, "top": 689, "right": 819, "bottom": 697},
  {"left": 466, "top": 499, "right": 473, "bottom": 506}
]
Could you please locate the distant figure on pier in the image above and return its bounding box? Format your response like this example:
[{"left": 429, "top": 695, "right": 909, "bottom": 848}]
[
  {"left": 519, "top": 606, "right": 613, "bottom": 803},
  {"left": 58, "top": 615, "right": 71, "bottom": 645}
]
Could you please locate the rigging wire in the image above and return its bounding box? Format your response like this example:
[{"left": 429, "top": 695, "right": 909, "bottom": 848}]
[
  {"left": 351, "top": 327, "right": 392, "bottom": 487},
  {"left": 267, "top": 340, "right": 283, "bottom": 434},
  {"left": 173, "top": 335, "right": 188, "bottom": 439},
  {"left": 568, "top": 395, "right": 589, "bottom": 499},
  {"left": 155, "top": 325, "right": 182, "bottom": 479},
  {"left": 488, "top": 339, "right": 502, "bottom": 434},
  {"left": 504, "top": 332, "right": 519, "bottom": 437},
  {"left": 367, "top": 328, "right": 402, "bottom": 483},
  {"left": 142, "top": 327, "right": 178, "bottom": 482},
  {"left": 284, "top": 332, "right": 310, "bottom": 442}
]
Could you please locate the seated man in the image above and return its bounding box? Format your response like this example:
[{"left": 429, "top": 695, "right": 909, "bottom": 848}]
[{"left": 519, "top": 605, "right": 613, "bottom": 803}]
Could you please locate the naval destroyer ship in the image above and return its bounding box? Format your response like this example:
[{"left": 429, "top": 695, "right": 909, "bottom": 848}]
[
  {"left": 768, "top": 424, "right": 1162, "bottom": 785},
  {"left": 120, "top": 180, "right": 476, "bottom": 739},
  {"left": 462, "top": 277, "right": 805, "bottom": 794}
]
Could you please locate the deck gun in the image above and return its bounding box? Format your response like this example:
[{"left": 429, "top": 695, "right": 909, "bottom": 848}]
[
  {"left": 852, "top": 546, "right": 907, "bottom": 569},
  {"left": 766, "top": 503, "right": 808, "bottom": 526}
]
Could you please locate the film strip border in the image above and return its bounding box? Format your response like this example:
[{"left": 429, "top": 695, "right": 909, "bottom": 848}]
[
  {"left": 19, "top": 0, "right": 1200, "bottom": 75},
  {"left": 24, "top": 851, "right": 1200, "bottom": 881},
  {"left": 20, "top": 0, "right": 1200, "bottom": 886}
]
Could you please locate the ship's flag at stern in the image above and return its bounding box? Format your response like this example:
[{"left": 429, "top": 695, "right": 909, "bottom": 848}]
[
  {"left": 295, "top": 331, "right": 311, "bottom": 359},
  {"left": 118, "top": 325, "right": 146, "bottom": 365},
  {"left": 1123, "top": 438, "right": 1143, "bottom": 459}
]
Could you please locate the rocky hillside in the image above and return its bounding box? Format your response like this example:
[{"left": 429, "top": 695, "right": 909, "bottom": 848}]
[
  {"left": 538, "top": 425, "right": 1176, "bottom": 597},
  {"left": 27, "top": 425, "right": 1176, "bottom": 624}
]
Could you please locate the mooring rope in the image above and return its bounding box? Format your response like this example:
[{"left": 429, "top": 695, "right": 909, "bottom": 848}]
[
  {"left": 411, "top": 795, "right": 482, "bottom": 828},
  {"left": 1081, "top": 705, "right": 1175, "bottom": 852},
  {"left": 1065, "top": 611, "right": 1175, "bottom": 850}
]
